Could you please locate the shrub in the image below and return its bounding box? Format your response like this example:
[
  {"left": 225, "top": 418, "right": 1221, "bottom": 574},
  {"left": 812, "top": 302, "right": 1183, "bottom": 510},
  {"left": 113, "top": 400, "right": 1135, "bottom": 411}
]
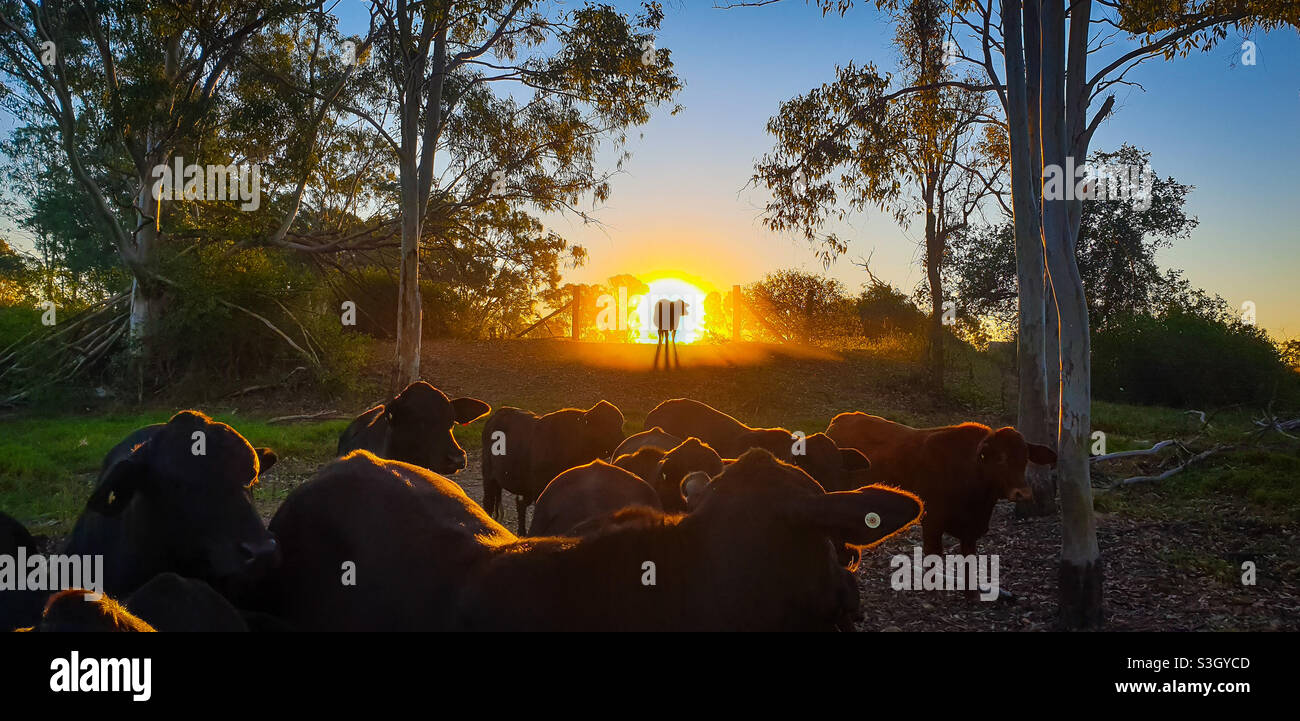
[
  {"left": 1093, "top": 306, "right": 1296, "bottom": 407},
  {"left": 856, "top": 283, "right": 926, "bottom": 339},
  {"left": 138, "top": 242, "right": 367, "bottom": 391}
]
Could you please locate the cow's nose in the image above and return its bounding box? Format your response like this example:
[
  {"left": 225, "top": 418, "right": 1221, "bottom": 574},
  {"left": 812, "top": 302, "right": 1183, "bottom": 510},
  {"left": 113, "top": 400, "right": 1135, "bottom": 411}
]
[
  {"left": 447, "top": 455, "right": 467, "bottom": 472},
  {"left": 240, "top": 537, "right": 279, "bottom": 565}
]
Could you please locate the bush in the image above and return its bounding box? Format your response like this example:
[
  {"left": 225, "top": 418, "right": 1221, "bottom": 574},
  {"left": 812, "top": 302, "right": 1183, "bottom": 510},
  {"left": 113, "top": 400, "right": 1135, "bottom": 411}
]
[
  {"left": 1093, "top": 307, "right": 1296, "bottom": 407},
  {"left": 138, "top": 242, "right": 367, "bottom": 391},
  {"left": 856, "top": 283, "right": 926, "bottom": 339},
  {"left": 0, "top": 304, "right": 41, "bottom": 352},
  {"left": 744, "top": 270, "right": 858, "bottom": 346}
]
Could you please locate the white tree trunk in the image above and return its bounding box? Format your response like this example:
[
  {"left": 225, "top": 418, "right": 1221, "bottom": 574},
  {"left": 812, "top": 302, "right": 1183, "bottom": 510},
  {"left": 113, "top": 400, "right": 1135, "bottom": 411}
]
[
  {"left": 1003, "top": 0, "right": 1055, "bottom": 517},
  {"left": 1042, "top": 0, "right": 1102, "bottom": 628}
]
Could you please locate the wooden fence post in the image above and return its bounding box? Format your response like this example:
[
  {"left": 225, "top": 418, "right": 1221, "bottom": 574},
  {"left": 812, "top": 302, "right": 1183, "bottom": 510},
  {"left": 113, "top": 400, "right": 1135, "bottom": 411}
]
[
  {"left": 732, "top": 285, "right": 741, "bottom": 341},
  {"left": 571, "top": 284, "right": 582, "bottom": 341}
]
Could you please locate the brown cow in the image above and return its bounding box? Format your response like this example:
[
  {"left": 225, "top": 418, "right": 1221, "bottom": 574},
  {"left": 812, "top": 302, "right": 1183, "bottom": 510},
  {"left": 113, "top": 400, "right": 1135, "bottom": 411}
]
[
  {"left": 261, "top": 449, "right": 923, "bottom": 631},
  {"left": 645, "top": 399, "right": 870, "bottom": 491},
  {"left": 826, "top": 412, "right": 1056, "bottom": 560},
  {"left": 612, "top": 427, "right": 682, "bottom": 458},
  {"left": 529, "top": 460, "right": 662, "bottom": 537},
  {"left": 614, "top": 437, "right": 724, "bottom": 512}
]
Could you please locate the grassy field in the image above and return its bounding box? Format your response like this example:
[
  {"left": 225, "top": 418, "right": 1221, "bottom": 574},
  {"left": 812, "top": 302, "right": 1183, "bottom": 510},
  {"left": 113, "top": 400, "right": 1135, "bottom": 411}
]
[
  {"left": 2, "top": 338, "right": 1296, "bottom": 629},
  {"left": 3, "top": 338, "right": 1295, "bottom": 528}
]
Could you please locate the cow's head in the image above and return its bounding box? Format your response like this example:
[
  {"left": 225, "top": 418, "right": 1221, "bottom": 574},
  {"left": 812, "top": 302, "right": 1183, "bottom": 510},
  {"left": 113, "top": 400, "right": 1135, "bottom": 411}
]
[
  {"left": 687, "top": 449, "right": 922, "bottom": 629},
  {"left": 977, "top": 427, "right": 1058, "bottom": 502},
  {"left": 580, "top": 400, "right": 625, "bottom": 460},
  {"left": 657, "top": 437, "right": 723, "bottom": 511},
  {"left": 87, "top": 411, "right": 279, "bottom": 589},
  {"left": 792, "top": 432, "right": 872, "bottom": 492},
  {"left": 384, "top": 381, "right": 490, "bottom": 474}
]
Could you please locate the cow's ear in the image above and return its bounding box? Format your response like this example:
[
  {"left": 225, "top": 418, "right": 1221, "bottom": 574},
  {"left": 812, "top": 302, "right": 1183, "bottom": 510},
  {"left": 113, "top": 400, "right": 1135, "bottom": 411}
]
[
  {"left": 681, "top": 471, "right": 713, "bottom": 510},
  {"left": 785, "top": 487, "right": 923, "bottom": 547},
  {"left": 451, "top": 397, "right": 491, "bottom": 425},
  {"left": 87, "top": 458, "right": 146, "bottom": 516},
  {"left": 256, "top": 448, "right": 278, "bottom": 474},
  {"left": 839, "top": 447, "right": 871, "bottom": 471},
  {"left": 1027, "top": 443, "right": 1058, "bottom": 466}
]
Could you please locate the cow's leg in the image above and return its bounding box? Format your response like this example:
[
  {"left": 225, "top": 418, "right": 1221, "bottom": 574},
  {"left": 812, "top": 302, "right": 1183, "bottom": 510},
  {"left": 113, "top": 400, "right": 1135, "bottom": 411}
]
[
  {"left": 921, "top": 520, "right": 943, "bottom": 556},
  {"left": 961, "top": 537, "right": 1013, "bottom": 603},
  {"left": 515, "top": 495, "right": 529, "bottom": 535},
  {"left": 483, "top": 476, "right": 500, "bottom": 518},
  {"left": 960, "top": 538, "right": 980, "bottom": 601}
]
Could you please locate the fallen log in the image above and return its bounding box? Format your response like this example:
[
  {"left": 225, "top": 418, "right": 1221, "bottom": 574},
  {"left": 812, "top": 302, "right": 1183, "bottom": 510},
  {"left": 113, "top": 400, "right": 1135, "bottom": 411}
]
[
  {"left": 1091, "top": 439, "right": 1177, "bottom": 463},
  {"left": 268, "top": 409, "right": 347, "bottom": 424},
  {"left": 1115, "top": 445, "right": 1232, "bottom": 487}
]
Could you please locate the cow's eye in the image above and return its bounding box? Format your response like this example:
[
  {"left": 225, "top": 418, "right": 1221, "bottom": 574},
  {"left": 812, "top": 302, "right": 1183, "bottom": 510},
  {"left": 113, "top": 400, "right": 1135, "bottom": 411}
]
[{"left": 864, "top": 512, "right": 881, "bottom": 529}]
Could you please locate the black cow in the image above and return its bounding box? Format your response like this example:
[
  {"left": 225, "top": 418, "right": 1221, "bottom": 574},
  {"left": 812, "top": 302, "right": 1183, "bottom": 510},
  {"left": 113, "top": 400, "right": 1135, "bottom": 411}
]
[
  {"left": 0, "top": 511, "right": 46, "bottom": 631},
  {"left": 338, "top": 381, "right": 490, "bottom": 475},
  {"left": 480, "top": 401, "right": 625, "bottom": 533},
  {"left": 125, "top": 573, "right": 249, "bottom": 632},
  {"left": 529, "top": 460, "right": 662, "bottom": 537},
  {"left": 261, "top": 448, "right": 922, "bottom": 631},
  {"left": 63, "top": 411, "right": 279, "bottom": 600}
]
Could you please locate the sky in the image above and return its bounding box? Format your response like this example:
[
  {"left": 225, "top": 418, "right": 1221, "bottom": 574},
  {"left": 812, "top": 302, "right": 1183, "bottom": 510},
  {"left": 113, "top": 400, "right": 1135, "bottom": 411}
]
[
  {"left": 6, "top": 2, "right": 1296, "bottom": 338},
  {"left": 498, "top": 1, "right": 1299, "bottom": 339}
]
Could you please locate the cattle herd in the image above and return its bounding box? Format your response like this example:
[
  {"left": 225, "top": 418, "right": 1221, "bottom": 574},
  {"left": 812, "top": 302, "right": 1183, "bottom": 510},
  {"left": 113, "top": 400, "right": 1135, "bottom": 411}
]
[{"left": 1, "top": 380, "right": 1057, "bottom": 632}]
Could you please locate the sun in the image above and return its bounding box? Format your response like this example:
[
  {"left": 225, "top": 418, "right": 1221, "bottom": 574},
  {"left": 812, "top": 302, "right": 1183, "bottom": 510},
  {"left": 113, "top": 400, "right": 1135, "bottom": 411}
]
[{"left": 629, "top": 274, "right": 710, "bottom": 344}]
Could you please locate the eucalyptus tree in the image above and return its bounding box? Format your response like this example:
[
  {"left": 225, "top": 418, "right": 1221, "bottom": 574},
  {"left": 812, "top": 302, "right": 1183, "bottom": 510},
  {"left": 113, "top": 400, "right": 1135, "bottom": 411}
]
[
  {"left": 344, "top": 0, "right": 681, "bottom": 387},
  {"left": 754, "top": 0, "right": 1005, "bottom": 394},
  {"left": 0, "top": 0, "right": 319, "bottom": 363}
]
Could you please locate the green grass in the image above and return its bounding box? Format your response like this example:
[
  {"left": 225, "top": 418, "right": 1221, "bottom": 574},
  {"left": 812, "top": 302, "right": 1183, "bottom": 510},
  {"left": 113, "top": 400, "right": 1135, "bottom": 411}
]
[
  {"left": 4, "top": 341, "right": 1297, "bottom": 537},
  {"left": 1090, "top": 401, "right": 1300, "bottom": 523},
  {"left": 0, "top": 409, "right": 495, "bottom": 534}
]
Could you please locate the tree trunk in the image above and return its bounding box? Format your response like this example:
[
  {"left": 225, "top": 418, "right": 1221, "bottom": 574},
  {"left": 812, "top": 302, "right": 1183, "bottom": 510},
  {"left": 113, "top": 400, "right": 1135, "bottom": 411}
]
[
  {"left": 1002, "top": 0, "right": 1056, "bottom": 517},
  {"left": 925, "top": 209, "right": 944, "bottom": 394},
  {"left": 392, "top": 19, "right": 450, "bottom": 391},
  {"left": 1042, "top": 0, "right": 1102, "bottom": 628}
]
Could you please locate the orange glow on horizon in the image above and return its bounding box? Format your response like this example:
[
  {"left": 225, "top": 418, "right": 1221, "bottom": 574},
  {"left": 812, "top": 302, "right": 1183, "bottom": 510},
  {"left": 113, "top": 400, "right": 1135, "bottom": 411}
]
[{"left": 628, "top": 275, "right": 709, "bottom": 344}]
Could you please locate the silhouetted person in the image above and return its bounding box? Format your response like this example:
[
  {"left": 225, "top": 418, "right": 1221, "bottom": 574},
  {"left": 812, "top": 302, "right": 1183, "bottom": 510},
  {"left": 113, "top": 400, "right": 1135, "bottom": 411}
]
[{"left": 653, "top": 298, "right": 687, "bottom": 370}]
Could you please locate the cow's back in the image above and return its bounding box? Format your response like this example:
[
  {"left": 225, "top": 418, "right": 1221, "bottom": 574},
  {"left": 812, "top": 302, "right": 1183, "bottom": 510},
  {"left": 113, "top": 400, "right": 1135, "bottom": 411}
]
[
  {"left": 644, "top": 399, "right": 750, "bottom": 456},
  {"left": 826, "top": 413, "right": 923, "bottom": 485},
  {"left": 265, "top": 451, "right": 511, "bottom": 631},
  {"left": 829, "top": 413, "right": 998, "bottom": 537},
  {"left": 531, "top": 462, "right": 663, "bottom": 537},
  {"left": 481, "top": 407, "right": 537, "bottom": 494},
  {"left": 528, "top": 409, "right": 598, "bottom": 494}
]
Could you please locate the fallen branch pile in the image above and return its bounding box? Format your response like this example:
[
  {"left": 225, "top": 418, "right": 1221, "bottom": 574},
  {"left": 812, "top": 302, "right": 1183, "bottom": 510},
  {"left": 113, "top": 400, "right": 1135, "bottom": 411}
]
[{"left": 0, "top": 292, "right": 130, "bottom": 406}]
